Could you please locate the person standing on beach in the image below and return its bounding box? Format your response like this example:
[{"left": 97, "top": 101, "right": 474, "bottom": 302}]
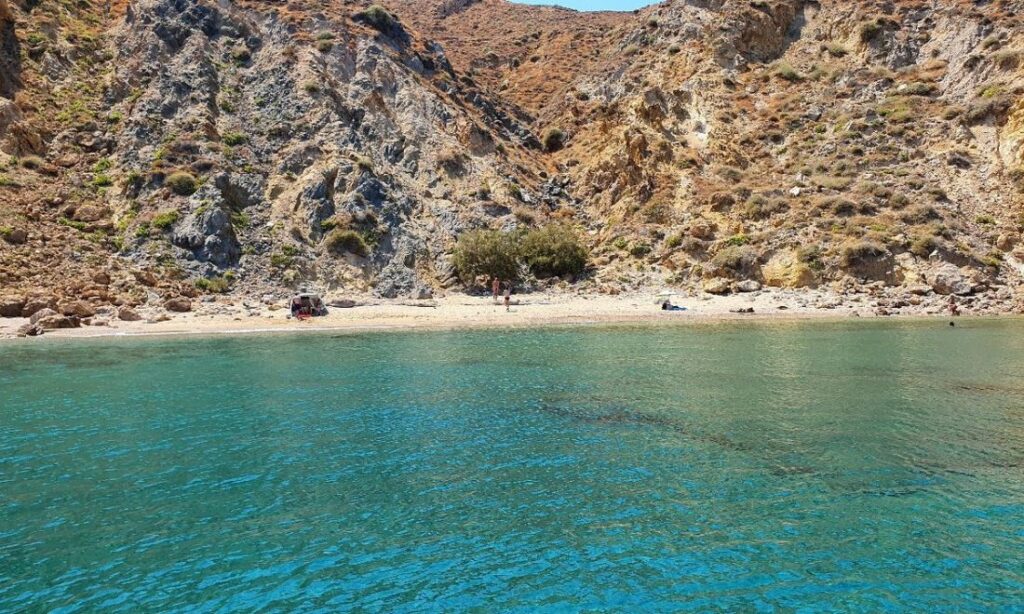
[
  {"left": 492, "top": 277, "right": 501, "bottom": 304},
  {"left": 503, "top": 283, "right": 511, "bottom": 312}
]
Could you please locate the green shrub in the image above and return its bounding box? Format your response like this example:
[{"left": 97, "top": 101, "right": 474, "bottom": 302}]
[
  {"left": 151, "top": 210, "right": 180, "bottom": 229},
  {"left": 452, "top": 229, "right": 520, "bottom": 282},
  {"left": 711, "top": 245, "right": 757, "bottom": 275},
  {"left": 1011, "top": 166, "right": 1024, "bottom": 193},
  {"left": 629, "top": 243, "right": 652, "bottom": 258},
  {"left": 302, "top": 81, "right": 319, "bottom": 94},
  {"left": 664, "top": 233, "right": 683, "bottom": 249},
  {"left": 513, "top": 207, "right": 536, "bottom": 226},
  {"left": 909, "top": 233, "right": 938, "bottom": 257},
  {"left": 859, "top": 19, "right": 884, "bottom": 43},
  {"left": 355, "top": 156, "right": 373, "bottom": 172},
  {"left": 20, "top": 155, "right": 45, "bottom": 170},
  {"left": 231, "top": 212, "right": 250, "bottom": 228},
  {"left": 519, "top": 225, "right": 588, "bottom": 278},
  {"left": 541, "top": 127, "right": 565, "bottom": 152},
  {"left": 796, "top": 245, "right": 824, "bottom": 270},
  {"left": 825, "top": 42, "right": 848, "bottom": 57},
  {"left": 92, "top": 158, "right": 112, "bottom": 173},
  {"left": 975, "top": 214, "right": 995, "bottom": 225},
  {"left": 900, "top": 204, "right": 940, "bottom": 224},
  {"left": 91, "top": 174, "right": 113, "bottom": 188},
  {"left": 166, "top": 171, "right": 198, "bottom": 196},
  {"left": 316, "top": 39, "right": 334, "bottom": 53},
  {"left": 356, "top": 5, "right": 398, "bottom": 32},
  {"left": 724, "top": 234, "right": 749, "bottom": 247},
  {"left": 195, "top": 276, "right": 232, "bottom": 293},
  {"left": 773, "top": 62, "right": 802, "bottom": 82},
  {"left": 324, "top": 229, "right": 370, "bottom": 258},
  {"left": 222, "top": 131, "right": 247, "bottom": 146},
  {"left": 742, "top": 195, "right": 788, "bottom": 220},
  {"left": 667, "top": 44, "right": 681, "bottom": 55},
  {"left": 232, "top": 46, "right": 251, "bottom": 63},
  {"left": 270, "top": 247, "right": 298, "bottom": 268}
]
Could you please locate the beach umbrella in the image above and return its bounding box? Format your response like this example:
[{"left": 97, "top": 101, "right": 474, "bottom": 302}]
[{"left": 654, "top": 291, "right": 678, "bottom": 305}]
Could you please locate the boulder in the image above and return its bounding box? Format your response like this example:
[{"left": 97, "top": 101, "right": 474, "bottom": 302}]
[
  {"left": 929, "top": 264, "right": 972, "bottom": 295},
  {"left": 17, "top": 323, "right": 42, "bottom": 337},
  {"left": 118, "top": 306, "right": 143, "bottom": 321},
  {"left": 2, "top": 227, "right": 26, "bottom": 244},
  {"left": 703, "top": 278, "right": 732, "bottom": 295},
  {"left": 36, "top": 313, "right": 78, "bottom": 330},
  {"left": 734, "top": 280, "right": 762, "bottom": 293},
  {"left": 29, "top": 307, "right": 59, "bottom": 325},
  {"left": 134, "top": 269, "right": 159, "bottom": 287},
  {"left": 72, "top": 205, "right": 110, "bottom": 222},
  {"left": 21, "top": 297, "right": 53, "bottom": 318},
  {"left": 163, "top": 297, "right": 192, "bottom": 312},
  {"left": 996, "top": 233, "right": 1018, "bottom": 252},
  {"left": 59, "top": 300, "right": 96, "bottom": 318},
  {"left": 0, "top": 294, "right": 24, "bottom": 317}
]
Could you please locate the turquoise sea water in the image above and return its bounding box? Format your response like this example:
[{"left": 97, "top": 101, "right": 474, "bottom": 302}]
[{"left": 1, "top": 320, "right": 1023, "bottom": 611}]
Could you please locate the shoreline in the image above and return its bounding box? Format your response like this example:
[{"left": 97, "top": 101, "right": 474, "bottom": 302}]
[{"left": 2, "top": 290, "right": 1017, "bottom": 343}]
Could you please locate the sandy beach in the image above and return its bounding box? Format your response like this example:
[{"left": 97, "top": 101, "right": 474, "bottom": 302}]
[{"left": 2, "top": 288, "right": 1006, "bottom": 341}]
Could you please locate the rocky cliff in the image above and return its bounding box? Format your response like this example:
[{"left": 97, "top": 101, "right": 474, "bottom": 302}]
[{"left": 1, "top": 0, "right": 1023, "bottom": 319}]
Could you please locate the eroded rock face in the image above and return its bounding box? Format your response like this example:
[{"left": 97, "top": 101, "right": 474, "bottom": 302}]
[
  {"left": 0, "top": 0, "right": 19, "bottom": 100},
  {"left": 2, "top": 0, "right": 1023, "bottom": 305},
  {"left": 172, "top": 184, "right": 241, "bottom": 269},
  {"left": 763, "top": 253, "right": 817, "bottom": 289}
]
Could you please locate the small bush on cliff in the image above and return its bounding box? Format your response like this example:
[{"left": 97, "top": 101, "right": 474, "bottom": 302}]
[
  {"left": 20, "top": 155, "right": 44, "bottom": 170},
  {"left": 840, "top": 240, "right": 887, "bottom": 268},
  {"left": 166, "top": 171, "right": 198, "bottom": 196},
  {"left": 151, "top": 210, "right": 180, "bottom": 230},
  {"left": 520, "top": 225, "right": 588, "bottom": 279},
  {"left": 542, "top": 127, "right": 565, "bottom": 152},
  {"left": 325, "top": 229, "right": 370, "bottom": 258},
  {"left": 773, "top": 61, "right": 802, "bottom": 82},
  {"left": 1010, "top": 166, "right": 1024, "bottom": 193},
  {"left": 222, "top": 131, "right": 247, "bottom": 146},
  {"left": 195, "top": 275, "right": 232, "bottom": 293},
  {"left": 453, "top": 230, "right": 520, "bottom": 282},
  {"left": 356, "top": 5, "right": 398, "bottom": 32}
]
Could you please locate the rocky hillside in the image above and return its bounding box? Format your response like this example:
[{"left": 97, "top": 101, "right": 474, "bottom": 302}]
[{"left": 1, "top": 0, "right": 1023, "bottom": 322}]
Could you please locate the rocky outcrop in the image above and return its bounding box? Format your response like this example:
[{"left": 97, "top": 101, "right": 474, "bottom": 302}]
[{"left": 0, "top": 0, "right": 19, "bottom": 100}]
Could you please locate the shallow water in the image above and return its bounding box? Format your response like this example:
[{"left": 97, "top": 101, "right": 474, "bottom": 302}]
[{"left": 2, "top": 320, "right": 1023, "bottom": 611}]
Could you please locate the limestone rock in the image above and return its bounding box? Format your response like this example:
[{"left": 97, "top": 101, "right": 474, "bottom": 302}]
[
  {"left": 929, "top": 264, "right": 972, "bottom": 296},
  {"left": 35, "top": 312, "right": 78, "bottom": 329},
  {"left": 734, "top": 280, "right": 762, "bottom": 293},
  {"left": 0, "top": 295, "right": 24, "bottom": 317},
  {"left": 762, "top": 253, "right": 817, "bottom": 289},
  {"left": 29, "top": 307, "right": 59, "bottom": 325},
  {"left": 703, "top": 278, "right": 732, "bottom": 295},
  {"left": 59, "top": 300, "right": 96, "bottom": 318},
  {"left": 16, "top": 322, "right": 43, "bottom": 337},
  {"left": 118, "top": 306, "right": 143, "bottom": 321},
  {"left": 21, "top": 298, "right": 54, "bottom": 318},
  {"left": 163, "top": 297, "right": 192, "bottom": 312}
]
